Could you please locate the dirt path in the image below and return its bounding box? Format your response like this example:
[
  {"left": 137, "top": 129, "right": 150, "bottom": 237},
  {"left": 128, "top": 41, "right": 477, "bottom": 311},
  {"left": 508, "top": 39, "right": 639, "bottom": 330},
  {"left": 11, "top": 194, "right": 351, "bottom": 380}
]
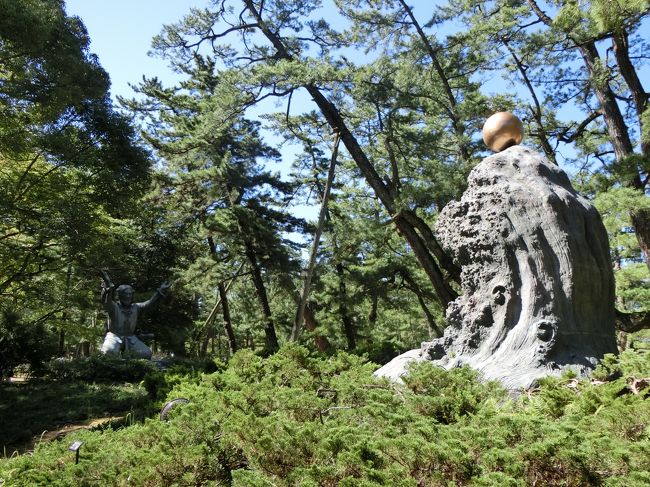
[{"left": 4, "top": 415, "right": 126, "bottom": 457}]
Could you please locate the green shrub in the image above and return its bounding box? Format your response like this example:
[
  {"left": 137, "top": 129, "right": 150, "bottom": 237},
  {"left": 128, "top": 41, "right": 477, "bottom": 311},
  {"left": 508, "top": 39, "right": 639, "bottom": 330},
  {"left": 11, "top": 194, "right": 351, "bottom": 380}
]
[
  {"left": 43, "top": 354, "right": 158, "bottom": 383},
  {"left": 593, "top": 349, "right": 650, "bottom": 379},
  {"left": 0, "top": 310, "right": 57, "bottom": 377},
  {"left": 1, "top": 344, "right": 649, "bottom": 486}
]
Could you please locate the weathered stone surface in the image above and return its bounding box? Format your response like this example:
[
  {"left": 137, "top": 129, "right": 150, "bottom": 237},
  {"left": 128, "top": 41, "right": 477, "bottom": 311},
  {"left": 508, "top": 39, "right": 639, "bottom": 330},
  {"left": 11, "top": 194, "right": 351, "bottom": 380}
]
[{"left": 375, "top": 146, "right": 618, "bottom": 389}]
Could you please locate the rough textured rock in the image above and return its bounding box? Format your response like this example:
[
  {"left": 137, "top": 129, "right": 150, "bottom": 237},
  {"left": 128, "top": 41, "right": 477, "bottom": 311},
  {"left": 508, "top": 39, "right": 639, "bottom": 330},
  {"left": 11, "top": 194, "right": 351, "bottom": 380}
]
[{"left": 375, "top": 146, "right": 618, "bottom": 389}]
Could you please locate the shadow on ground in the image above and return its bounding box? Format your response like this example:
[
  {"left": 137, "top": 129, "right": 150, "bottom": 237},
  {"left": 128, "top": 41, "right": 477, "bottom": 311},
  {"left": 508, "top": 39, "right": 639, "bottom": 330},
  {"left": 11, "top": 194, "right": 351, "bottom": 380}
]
[{"left": 0, "top": 380, "right": 151, "bottom": 456}]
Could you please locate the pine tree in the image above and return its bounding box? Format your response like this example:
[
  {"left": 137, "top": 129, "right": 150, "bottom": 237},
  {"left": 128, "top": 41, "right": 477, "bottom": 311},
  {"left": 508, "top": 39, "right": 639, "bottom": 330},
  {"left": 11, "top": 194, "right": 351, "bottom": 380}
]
[{"left": 124, "top": 59, "right": 305, "bottom": 353}]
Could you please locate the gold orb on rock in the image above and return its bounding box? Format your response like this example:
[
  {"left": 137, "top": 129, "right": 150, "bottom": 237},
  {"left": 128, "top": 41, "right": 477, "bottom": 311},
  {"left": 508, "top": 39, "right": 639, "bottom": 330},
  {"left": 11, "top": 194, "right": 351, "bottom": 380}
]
[{"left": 482, "top": 112, "right": 524, "bottom": 152}]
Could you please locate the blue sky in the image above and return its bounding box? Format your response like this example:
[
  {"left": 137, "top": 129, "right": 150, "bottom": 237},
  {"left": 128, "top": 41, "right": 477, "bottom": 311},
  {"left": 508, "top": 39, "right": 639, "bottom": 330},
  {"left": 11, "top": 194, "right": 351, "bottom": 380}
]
[
  {"left": 64, "top": 1, "right": 448, "bottom": 102},
  {"left": 65, "top": 0, "right": 211, "bottom": 101}
]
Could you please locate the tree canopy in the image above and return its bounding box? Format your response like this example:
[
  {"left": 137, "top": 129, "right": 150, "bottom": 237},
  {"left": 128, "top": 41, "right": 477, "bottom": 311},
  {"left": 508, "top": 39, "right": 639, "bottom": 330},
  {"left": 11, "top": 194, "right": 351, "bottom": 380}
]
[
  {"left": 0, "top": 0, "right": 648, "bottom": 369},
  {"left": 0, "top": 0, "right": 151, "bottom": 369}
]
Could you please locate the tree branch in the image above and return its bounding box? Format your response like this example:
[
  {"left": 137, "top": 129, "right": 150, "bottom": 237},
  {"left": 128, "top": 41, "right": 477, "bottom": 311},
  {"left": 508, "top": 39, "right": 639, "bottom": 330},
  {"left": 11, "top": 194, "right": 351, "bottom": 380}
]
[{"left": 616, "top": 309, "right": 650, "bottom": 333}]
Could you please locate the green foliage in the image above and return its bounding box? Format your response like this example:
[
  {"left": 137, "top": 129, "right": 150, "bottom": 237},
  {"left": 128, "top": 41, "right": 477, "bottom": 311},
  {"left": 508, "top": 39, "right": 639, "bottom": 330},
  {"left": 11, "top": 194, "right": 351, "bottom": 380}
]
[
  {"left": 123, "top": 60, "right": 307, "bottom": 353},
  {"left": 594, "top": 186, "right": 650, "bottom": 311},
  {"left": 43, "top": 355, "right": 159, "bottom": 383},
  {"left": 594, "top": 349, "right": 650, "bottom": 379},
  {"left": 2, "top": 345, "right": 649, "bottom": 485},
  {"left": 0, "top": 310, "right": 57, "bottom": 376},
  {"left": 401, "top": 361, "right": 503, "bottom": 424},
  {"left": 615, "top": 264, "right": 650, "bottom": 312},
  {"left": 0, "top": 0, "right": 152, "bottom": 362},
  {"left": 0, "top": 0, "right": 107, "bottom": 154},
  {"left": 642, "top": 108, "right": 650, "bottom": 146},
  {"left": 590, "top": 0, "right": 650, "bottom": 34},
  {"left": 142, "top": 358, "right": 222, "bottom": 404}
]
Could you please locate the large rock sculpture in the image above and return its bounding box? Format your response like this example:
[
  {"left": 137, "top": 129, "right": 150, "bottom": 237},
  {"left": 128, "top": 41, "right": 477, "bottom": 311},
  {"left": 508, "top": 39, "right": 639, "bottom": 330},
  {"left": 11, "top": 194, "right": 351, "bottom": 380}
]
[{"left": 376, "top": 145, "right": 618, "bottom": 389}]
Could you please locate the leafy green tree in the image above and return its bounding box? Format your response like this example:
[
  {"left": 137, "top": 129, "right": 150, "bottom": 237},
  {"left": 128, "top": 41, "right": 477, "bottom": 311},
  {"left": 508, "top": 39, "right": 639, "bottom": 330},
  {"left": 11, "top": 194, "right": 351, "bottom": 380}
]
[
  {"left": 446, "top": 0, "right": 649, "bottom": 263},
  {"left": 0, "top": 0, "right": 151, "bottom": 366},
  {"left": 595, "top": 187, "right": 650, "bottom": 333},
  {"left": 266, "top": 106, "right": 443, "bottom": 355},
  {"left": 313, "top": 188, "right": 442, "bottom": 358},
  {"left": 527, "top": 0, "right": 650, "bottom": 273}
]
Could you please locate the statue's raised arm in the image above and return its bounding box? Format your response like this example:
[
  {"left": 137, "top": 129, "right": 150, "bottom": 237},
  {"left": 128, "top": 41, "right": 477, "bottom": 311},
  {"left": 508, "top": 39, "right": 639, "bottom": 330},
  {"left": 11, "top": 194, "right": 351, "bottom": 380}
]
[
  {"left": 99, "top": 269, "right": 115, "bottom": 309},
  {"left": 137, "top": 281, "right": 171, "bottom": 313}
]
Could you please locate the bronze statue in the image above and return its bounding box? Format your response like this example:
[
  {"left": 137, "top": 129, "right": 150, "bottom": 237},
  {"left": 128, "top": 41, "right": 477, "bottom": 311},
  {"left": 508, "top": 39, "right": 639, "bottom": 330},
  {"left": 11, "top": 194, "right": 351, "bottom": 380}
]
[{"left": 99, "top": 271, "right": 170, "bottom": 359}]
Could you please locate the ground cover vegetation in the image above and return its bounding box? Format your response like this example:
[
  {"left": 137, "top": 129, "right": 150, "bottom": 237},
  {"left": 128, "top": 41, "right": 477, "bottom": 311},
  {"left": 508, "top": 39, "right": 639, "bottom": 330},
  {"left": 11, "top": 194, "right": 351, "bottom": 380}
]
[
  {"left": 1, "top": 345, "right": 649, "bottom": 485},
  {"left": 0, "top": 380, "right": 149, "bottom": 456},
  {"left": 0, "top": 354, "right": 219, "bottom": 454},
  {"left": 0, "top": 0, "right": 649, "bottom": 483}
]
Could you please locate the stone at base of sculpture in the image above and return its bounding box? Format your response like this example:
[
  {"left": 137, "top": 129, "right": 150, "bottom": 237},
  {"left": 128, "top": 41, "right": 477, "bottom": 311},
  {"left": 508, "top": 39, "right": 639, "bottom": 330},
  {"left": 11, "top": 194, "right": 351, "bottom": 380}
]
[{"left": 375, "top": 146, "right": 618, "bottom": 390}]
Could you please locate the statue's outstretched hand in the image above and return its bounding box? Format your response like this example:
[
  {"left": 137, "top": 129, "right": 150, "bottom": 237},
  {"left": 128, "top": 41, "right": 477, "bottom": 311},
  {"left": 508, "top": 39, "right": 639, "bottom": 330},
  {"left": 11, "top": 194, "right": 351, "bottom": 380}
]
[{"left": 158, "top": 281, "right": 171, "bottom": 294}]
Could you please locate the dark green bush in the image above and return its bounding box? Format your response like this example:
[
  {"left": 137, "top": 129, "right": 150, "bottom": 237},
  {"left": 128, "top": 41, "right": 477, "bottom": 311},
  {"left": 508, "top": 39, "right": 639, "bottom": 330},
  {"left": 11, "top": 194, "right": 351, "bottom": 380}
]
[
  {"left": 0, "top": 381, "right": 151, "bottom": 452},
  {"left": 43, "top": 354, "right": 220, "bottom": 385},
  {"left": 0, "top": 310, "right": 57, "bottom": 377},
  {"left": 43, "top": 354, "right": 158, "bottom": 383}
]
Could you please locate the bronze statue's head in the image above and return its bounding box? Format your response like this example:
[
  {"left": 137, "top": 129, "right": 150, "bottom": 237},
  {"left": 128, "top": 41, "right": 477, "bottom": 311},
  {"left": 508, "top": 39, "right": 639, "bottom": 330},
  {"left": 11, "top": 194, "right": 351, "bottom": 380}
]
[{"left": 117, "top": 284, "right": 134, "bottom": 306}]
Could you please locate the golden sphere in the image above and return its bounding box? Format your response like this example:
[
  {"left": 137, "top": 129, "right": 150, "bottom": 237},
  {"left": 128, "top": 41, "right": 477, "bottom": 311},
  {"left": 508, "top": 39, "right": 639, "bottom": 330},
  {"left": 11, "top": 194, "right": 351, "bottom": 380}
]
[{"left": 482, "top": 112, "right": 524, "bottom": 152}]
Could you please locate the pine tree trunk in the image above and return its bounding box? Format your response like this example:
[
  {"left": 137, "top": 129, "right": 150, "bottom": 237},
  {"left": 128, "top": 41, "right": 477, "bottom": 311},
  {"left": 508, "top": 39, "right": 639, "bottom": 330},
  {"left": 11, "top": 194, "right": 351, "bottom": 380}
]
[
  {"left": 303, "top": 305, "right": 332, "bottom": 353},
  {"left": 632, "top": 210, "right": 650, "bottom": 274},
  {"left": 612, "top": 32, "right": 650, "bottom": 273},
  {"left": 307, "top": 88, "right": 459, "bottom": 305},
  {"left": 336, "top": 262, "right": 356, "bottom": 350},
  {"left": 243, "top": 238, "right": 279, "bottom": 352},
  {"left": 223, "top": 176, "right": 280, "bottom": 352},
  {"left": 576, "top": 42, "right": 635, "bottom": 160},
  {"left": 400, "top": 269, "right": 443, "bottom": 338},
  {"left": 292, "top": 134, "right": 340, "bottom": 340},
  {"left": 218, "top": 282, "right": 237, "bottom": 355},
  {"left": 368, "top": 290, "right": 378, "bottom": 328},
  {"left": 58, "top": 263, "right": 73, "bottom": 356},
  {"left": 527, "top": 0, "right": 650, "bottom": 270},
  {"left": 203, "top": 238, "right": 243, "bottom": 355},
  {"left": 578, "top": 41, "right": 650, "bottom": 271},
  {"left": 58, "top": 329, "right": 65, "bottom": 357},
  {"left": 612, "top": 31, "right": 649, "bottom": 158}
]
